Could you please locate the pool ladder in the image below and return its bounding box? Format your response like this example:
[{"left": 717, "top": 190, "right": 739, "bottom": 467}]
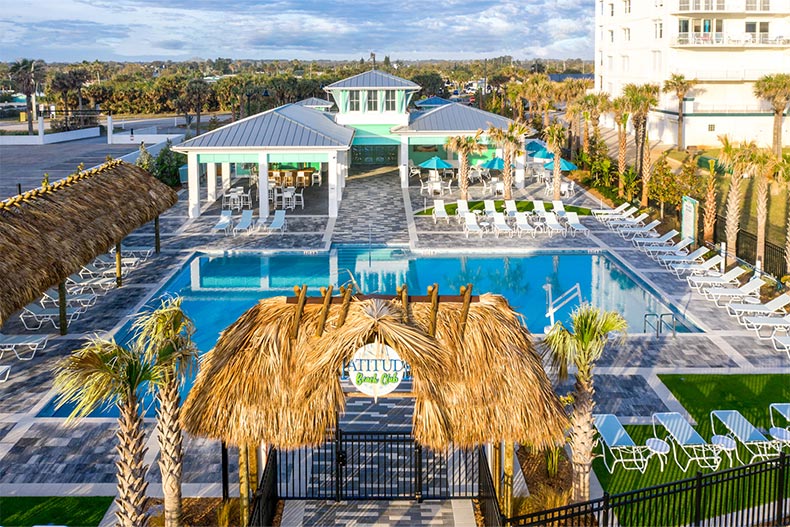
[{"left": 644, "top": 313, "right": 678, "bottom": 338}]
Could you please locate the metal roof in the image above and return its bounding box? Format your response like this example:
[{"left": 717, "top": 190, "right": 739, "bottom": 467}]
[
  {"left": 177, "top": 104, "right": 354, "bottom": 149},
  {"left": 294, "top": 97, "right": 333, "bottom": 108},
  {"left": 392, "top": 103, "right": 515, "bottom": 133},
  {"left": 324, "top": 70, "right": 420, "bottom": 90},
  {"left": 414, "top": 96, "right": 453, "bottom": 108}
]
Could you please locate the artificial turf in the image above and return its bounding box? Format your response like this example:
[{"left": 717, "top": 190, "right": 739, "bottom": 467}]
[
  {"left": 416, "top": 200, "right": 592, "bottom": 216},
  {"left": 0, "top": 496, "right": 113, "bottom": 527}
]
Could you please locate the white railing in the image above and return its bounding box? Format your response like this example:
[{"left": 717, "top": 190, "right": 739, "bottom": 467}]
[
  {"left": 691, "top": 103, "right": 769, "bottom": 113},
  {"left": 672, "top": 69, "right": 775, "bottom": 81},
  {"left": 675, "top": 0, "right": 788, "bottom": 12},
  {"left": 673, "top": 32, "right": 789, "bottom": 46}
]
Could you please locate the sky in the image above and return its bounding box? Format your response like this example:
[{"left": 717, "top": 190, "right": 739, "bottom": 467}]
[{"left": 1, "top": 0, "right": 595, "bottom": 63}]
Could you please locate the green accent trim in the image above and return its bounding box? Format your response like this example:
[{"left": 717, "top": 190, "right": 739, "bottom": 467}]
[
  {"left": 267, "top": 153, "right": 328, "bottom": 163},
  {"left": 350, "top": 124, "right": 401, "bottom": 145},
  {"left": 197, "top": 153, "right": 259, "bottom": 163},
  {"left": 336, "top": 90, "right": 349, "bottom": 113}
]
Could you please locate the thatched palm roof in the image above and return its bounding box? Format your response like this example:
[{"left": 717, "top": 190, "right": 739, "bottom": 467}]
[
  {"left": 182, "top": 292, "right": 568, "bottom": 451},
  {"left": 0, "top": 160, "right": 177, "bottom": 325}
]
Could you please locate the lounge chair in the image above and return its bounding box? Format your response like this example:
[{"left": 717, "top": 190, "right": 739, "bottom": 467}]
[
  {"left": 456, "top": 199, "right": 470, "bottom": 223},
  {"left": 742, "top": 314, "right": 790, "bottom": 339},
  {"left": 79, "top": 262, "right": 126, "bottom": 279},
  {"left": 726, "top": 293, "right": 790, "bottom": 322},
  {"left": 492, "top": 213, "right": 513, "bottom": 238},
  {"left": 0, "top": 333, "right": 49, "bottom": 361},
  {"left": 20, "top": 303, "right": 83, "bottom": 331},
  {"left": 531, "top": 200, "right": 547, "bottom": 214},
  {"left": 688, "top": 267, "right": 747, "bottom": 292},
  {"left": 66, "top": 274, "right": 116, "bottom": 293},
  {"left": 93, "top": 254, "right": 141, "bottom": 269},
  {"left": 565, "top": 212, "right": 590, "bottom": 237},
  {"left": 592, "top": 202, "right": 629, "bottom": 220},
  {"left": 551, "top": 200, "right": 567, "bottom": 219},
  {"left": 703, "top": 277, "right": 764, "bottom": 307},
  {"left": 232, "top": 210, "right": 255, "bottom": 236},
  {"left": 514, "top": 212, "right": 539, "bottom": 238},
  {"left": 463, "top": 212, "right": 483, "bottom": 238},
  {"left": 484, "top": 199, "right": 497, "bottom": 216},
  {"left": 40, "top": 288, "right": 97, "bottom": 309},
  {"left": 111, "top": 245, "right": 154, "bottom": 259},
  {"left": 711, "top": 410, "right": 782, "bottom": 463},
  {"left": 505, "top": 199, "right": 518, "bottom": 218},
  {"left": 258, "top": 209, "right": 287, "bottom": 234},
  {"left": 633, "top": 229, "right": 678, "bottom": 248},
  {"left": 432, "top": 200, "right": 450, "bottom": 224},
  {"left": 599, "top": 206, "right": 638, "bottom": 224},
  {"left": 773, "top": 334, "right": 790, "bottom": 358},
  {"left": 658, "top": 247, "right": 709, "bottom": 268},
  {"left": 543, "top": 212, "right": 566, "bottom": 237},
  {"left": 768, "top": 403, "right": 790, "bottom": 450},
  {"left": 618, "top": 219, "right": 661, "bottom": 239},
  {"left": 670, "top": 254, "right": 722, "bottom": 277},
  {"left": 609, "top": 212, "right": 649, "bottom": 230},
  {"left": 645, "top": 237, "right": 693, "bottom": 260},
  {"left": 212, "top": 210, "right": 233, "bottom": 234},
  {"left": 594, "top": 414, "right": 662, "bottom": 473},
  {"left": 652, "top": 412, "right": 722, "bottom": 472}
]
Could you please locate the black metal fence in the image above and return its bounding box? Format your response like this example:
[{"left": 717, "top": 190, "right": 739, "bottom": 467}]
[
  {"left": 478, "top": 448, "right": 505, "bottom": 527},
  {"left": 713, "top": 214, "right": 787, "bottom": 279},
  {"left": 508, "top": 453, "right": 789, "bottom": 527},
  {"left": 249, "top": 448, "right": 278, "bottom": 527}
]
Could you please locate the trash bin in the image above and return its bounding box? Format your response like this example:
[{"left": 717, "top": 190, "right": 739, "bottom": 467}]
[{"left": 19, "top": 111, "right": 27, "bottom": 122}]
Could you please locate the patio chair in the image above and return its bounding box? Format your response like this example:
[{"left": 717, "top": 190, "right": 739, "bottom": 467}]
[
  {"left": 543, "top": 212, "right": 567, "bottom": 237},
  {"left": 592, "top": 202, "right": 629, "bottom": 220},
  {"left": 0, "top": 333, "right": 49, "bottom": 361},
  {"left": 463, "top": 212, "right": 484, "bottom": 238},
  {"left": 652, "top": 412, "right": 722, "bottom": 472},
  {"left": 593, "top": 414, "right": 658, "bottom": 473},
  {"left": 312, "top": 169, "right": 323, "bottom": 186},
  {"left": 618, "top": 219, "right": 661, "bottom": 239},
  {"left": 711, "top": 410, "right": 782, "bottom": 463},
  {"left": 608, "top": 212, "right": 649, "bottom": 230},
  {"left": 258, "top": 209, "right": 287, "bottom": 234},
  {"left": 484, "top": 200, "right": 497, "bottom": 216},
  {"left": 646, "top": 237, "right": 693, "bottom": 260},
  {"left": 633, "top": 229, "right": 678, "bottom": 248},
  {"left": 741, "top": 314, "right": 790, "bottom": 339},
  {"left": 531, "top": 200, "right": 547, "bottom": 214},
  {"left": 773, "top": 334, "right": 790, "bottom": 359},
  {"left": 419, "top": 178, "right": 430, "bottom": 196},
  {"left": 703, "top": 277, "right": 764, "bottom": 308},
  {"left": 456, "top": 200, "right": 470, "bottom": 223},
  {"left": 768, "top": 403, "right": 790, "bottom": 450},
  {"left": 110, "top": 245, "right": 154, "bottom": 260},
  {"left": 514, "top": 212, "right": 539, "bottom": 238},
  {"left": 505, "top": 199, "right": 518, "bottom": 218},
  {"left": 669, "top": 253, "right": 721, "bottom": 277},
  {"left": 293, "top": 188, "right": 304, "bottom": 209},
  {"left": 551, "top": 200, "right": 567, "bottom": 219},
  {"left": 432, "top": 200, "right": 450, "bottom": 224},
  {"left": 688, "top": 267, "right": 747, "bottom": 292},
  {"left": 726, "top": 293, "right": 790, "bottom": 322},
  {"left": 658, "top": 247, "right": 709, "bottom": 268},
  {"left": 211, "top": 210, "right": 233, "bottom": 234},
  {"left": 492, "top": 213, "right": 513, "bottom": 238},
  {"left": 20, "top": 303, "right": 83, "bottom": 331},
  {"left": 599, "top": 206, "right": 638, "bottom": 225},
  {"left": 566, "top": 212, "right": 590, "bottom": 237},
  {"left": 40, "top": 288, "right": 96, "bottom": 309},
  {"left": 232, "top": 210, "right": 255, "bottom": 236},
  {"left": 66, "top": 274, "right": 116, "bottom": 293},
  {"left": 93, "top": 254, "right": 141, "bottom": 270}
]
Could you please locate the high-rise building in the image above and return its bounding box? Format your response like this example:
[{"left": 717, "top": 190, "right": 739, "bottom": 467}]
[{"left": 595, "top": 0, "right": 790, "bottom": 148}]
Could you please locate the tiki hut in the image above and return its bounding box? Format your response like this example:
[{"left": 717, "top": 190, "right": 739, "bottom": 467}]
[
  {"left": 0, "top": 160, "right": 177, "bottom": 327},
  {"left": 182, "top": 287, "right": 568, "bottom": 451}
]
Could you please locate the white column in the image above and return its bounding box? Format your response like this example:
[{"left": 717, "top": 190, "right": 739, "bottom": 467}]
[
  {"left": 221, "top": 162, "right": 231, "bottom": 191},
  {"left": 399, "top": 137, "right": 409, "bottom": 188},
  {"left": 328, "top": 151, "right": 339, "bottom": 218},
  {"left": 107, "top": 115, "right": 113, "bottom": 144},
  {"left": 206, "top": 163, "right": 217, "bottom": 202},
  {"left": 187, "top": 152, "right": 200, "bottom": 218},
  {"left": 337, "top": 151, "right": 344, "bottom": 202},
  {"left": 514, "top": 151, "right": 526, "bottom": 189},
  {"left": 37, "top": 116, "right": 45, "bottom": 139},
  {"left": 190, "top": 257, "right": 201, "bottom": 291},
  {"left": 329, "top": 249, "right": 338, "bottom": 287},
  {"left": 258, "top": 152, "right": 269, "bottom": 219}
]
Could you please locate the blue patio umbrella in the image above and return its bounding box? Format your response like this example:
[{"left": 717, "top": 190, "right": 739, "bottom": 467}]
[
  {"left": 418, "top": 156, "right": 453, "bottom": 169},
  {"left": 525, "top": 140, "right": 544, "bottom": 154},
  {"left": 544, "top": 158, "right": 578, "bottom": 171},
  {"left": 480, "top": 157, "right": 505, "bottom": 170},
  {"left": 532, "top": 147, "right": 554, "bottom": 161}
]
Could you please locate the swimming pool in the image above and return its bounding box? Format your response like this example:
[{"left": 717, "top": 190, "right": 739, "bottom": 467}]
[{"left": 40, "top": 247, "right": 690, "bottom": 417}]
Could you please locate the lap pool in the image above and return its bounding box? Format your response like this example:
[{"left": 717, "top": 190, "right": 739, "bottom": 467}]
[{"left": 40, "top": 247, "right": 692, "bottom": 417}]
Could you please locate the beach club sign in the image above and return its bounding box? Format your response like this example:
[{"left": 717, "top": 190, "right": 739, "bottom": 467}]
[{"left": 346, "top": 342, "right": 408, "bottom": 401}]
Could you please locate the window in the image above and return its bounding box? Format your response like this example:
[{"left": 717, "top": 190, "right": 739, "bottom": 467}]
[
  {"left": 609, "top": 3, "right": 614, "bottom": 15},
  {"left": 607, "top": 55, "right": 614, "bottom": 69},
  {"left": 609, "top": 30, "right": 615, "bottom": 42},
  {"left": 367, "top": 90, "right": 378, "bottom": 111},
  {"left": 654, "top": 0, "right": 664, "bottom": 6},
  {"left": 655, "top": 21, "right": 663, "bottom": 38},
  {"left": 623, "top": 27, "right": 631, "bottom": 41},
  {"left": 708, "top": 124, "right": 716, "bottom": 132},
  {"left": 624, "top": 0, "right": 631, "bottom": 13},
  {"left": 652, "top": 51, "right": 662, "bottom": 70},
  {"left": 621, "top": 55, "right": 630, "bottom": 72},
  {"left": 384, "top": 90, "right": 396, "bottom": 111},
  {"left": 349, "top": 91, "right": 360, "bottom": 111}
]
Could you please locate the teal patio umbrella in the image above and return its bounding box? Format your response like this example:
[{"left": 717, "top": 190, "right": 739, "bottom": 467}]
[
  {"left": 544, "top": 158, "right": 578, "bottom": 171},
  {"left": 532, "top": 147, "right": 553, "bottom": 161},
  {"left": 481, "top": 157, "right": 505, "bottom": 170},
  {"left": 525, "top": 140, "right": 544, "bottom": 154},
  {"left": 419, "top": 156, "right": 453, "bottom": 169}
]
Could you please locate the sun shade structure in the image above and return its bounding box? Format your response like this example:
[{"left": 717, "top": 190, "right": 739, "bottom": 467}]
[
  {"left": 0, "top": 160, "right": 177, "bottom": 326},
  {"left": 181, "top": 287, "right": 568, "bottom": 451}
]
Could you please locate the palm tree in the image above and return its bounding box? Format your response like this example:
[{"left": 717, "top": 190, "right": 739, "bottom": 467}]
[
  {"left": 134, "top": 297, "right": 198, "bottom": 527},
  {"left": 563, "top": 101, "right": 582, "bottom": 160},
  {"left": 505, "top": 81, "right": 524, "bottom": 121},
  {"left": 702, "top": 161, "right": 718, "bottom": 243},
  {"left": 50, "top": 71, "right": 73, "bottom": 118},
  {"left": 185, "top": 78, "right": 210, "bottom": 135},
  {"left": 662, "top": 74, "right": 696, "bottom": 150},
  {"left": 54, "top": 338, "right": 154, "bottom": 527},
  {"left": 744, "top": 147, "right": 779, "bottom": 267},
  {"left": 543, "top": 304, "right": 627, "bottom": 503},
  {"left": 445, "top": 132, "right": 485, "bottom": 201},
  {"left": 754, "top": 73, "right": 790, "bottom": 160},
  {"left": 623, "top": 83, "right": 659, "bottom": 181},
  {"left": 611, "top": 97, "right": 631, "bottom": 198},
  {"left": 718, "top": 136, "right": 755, "bottom": 265},
  {"left": 9, "top": 58, "right": 45, "bottom": 135},
  {"left": 583, "top": 92, "right": 611, "bottom": 148},
  {"left": 544, "top": 123, "right": 567, "bottom": 201}
]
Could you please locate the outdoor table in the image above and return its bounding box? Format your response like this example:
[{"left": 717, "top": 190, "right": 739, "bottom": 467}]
[
  {"left": 646, "top": 437, "right": 670, "bottom": 472},
  {"left": 0, "top": 365, "right": 9, "bottom": 382},
  {"left": 281, "top": 187, "right": 296, "bottom": 210},
  {"left": 711, "top": 435, "right": 738, "bottom": 467}
]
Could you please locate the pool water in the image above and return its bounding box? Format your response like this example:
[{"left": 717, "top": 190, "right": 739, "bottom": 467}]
[{"left": 40, "top": 247, "right": 689, "bottom": 417}]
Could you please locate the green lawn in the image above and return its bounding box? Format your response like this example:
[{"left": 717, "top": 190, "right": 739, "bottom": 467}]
[
  {"left": 0, "top": 496, "right": 113, "bottom": 527},
  {"left": 416, "top": 200, "right": 592, "bottom": 216},
  {"left": 593, "top": 374, "right": 790, "bottom": 526}
]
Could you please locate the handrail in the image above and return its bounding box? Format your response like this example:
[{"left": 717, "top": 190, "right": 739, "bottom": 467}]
[
  {"left": 644, "top": 312, "right": 678, "bottom": 337},
  {"left": 544, "top": 282, "right": 582, "bottom": 328}
]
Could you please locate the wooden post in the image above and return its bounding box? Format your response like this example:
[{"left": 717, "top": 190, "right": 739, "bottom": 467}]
[
  {"left": 154, "top": 215, "right": 161, "bottom": 254},
  {"left": 315, "top": 286, "right": 334, "bottom": 337},
  {"left": 239, "top": 443, "right": 250, "bottom": 527},
  {"left": 290, "top": 285, "right": 308, "bottom": 339},
  {"left": 459, "top": 284, "right": 473, "bottom": 340},
  {"left": 398, "top": 285, "right": 409, "bottom": 323},
  {"left": 115, "top": 241, "right": 123, "bottom": 287},
  {"left": 337, "top": 285, "right": 353, "bottom": 327},
  {"left": 427, "top": 284, "right": 439, "bottom": 337},
  {"left": 503, "top": 441, "right": 514, "bottom": 519},
  {"left": 493, "top": 442, "right": 502, "bottom": 504},
  {"left": 221, "top": 442, "right": 229, "bottom": 500},
  {"left": 248, "top": 444, "right": 258, "bottom": 494},
  {"left": 58, "top": 281, "right": 68, "bottom": 336}
]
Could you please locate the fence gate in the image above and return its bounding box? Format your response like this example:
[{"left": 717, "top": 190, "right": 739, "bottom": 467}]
[{"left": 277, "top": 429, "right": 479, "bottom": 501}]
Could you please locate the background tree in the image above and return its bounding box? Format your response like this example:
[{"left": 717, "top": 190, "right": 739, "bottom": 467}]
[
  {"left": 611, "top": 96, "right": 631, "bottom": 198},
  {"left": 10, "top": 58, "right": 46, "bottom": 135},
  {"left": 136, "top": 143, "right": 155, "bottom": 173},
  {"left": 745, "top": 147, "right": 779, "bottom": 266},
  {"left": 624, "top": 83, "right": 658, "bottom": 182},
  {"left": 582, "top": 92, "right": 610, "bottom": 148},
  {"left": 702, "top": 160, "right": 718, "bottom": 244},
  {"left": 185, "top": 78, "right": 210, "bottom": 135},
  {"left": 663, "top": 74, "right": 696, "bottom": 150},
  {"left": 718, "top": 136, "right": 755, "bottom": 265},
  {"left": 544, "top": 123, "right": 567, "bottom": 200},
  {"left": 754, "top": 73, "right": 790, "bottom": 160},
  {"left": 445, "top": 132, "right": 485, "bottom": 201},
  {"left": 543, "top": 304, "right": 627, "bottom": 503}
]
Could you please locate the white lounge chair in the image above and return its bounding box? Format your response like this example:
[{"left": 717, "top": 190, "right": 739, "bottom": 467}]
[
  {"left": 258, "top": 209, "right": 287, "bottom": 234},
  {"left": 111, "top": 245, "right": 154, "bottom": 259},
  {"left": 658, "top": 247, "right": 709, "bottom": 268},
  {"left": 66, "top": 274, "right": 116, "bottom": 293},
  {"left": 703, "top": 277, "right": 763, "bottom": 307},
  {"left": 20, "top": 304, "right": 83, "bottom": 331},
  {"left": 40, "top": 288, "right": 96, "bottom": 309},
  {"left": 633, "top": 229, "right": 678, "bottom": 248},
  {"left": 492, "top": 213, "right": 513, "bottom": 238},
  {"left": 514, "top": 212, "right": 539, "bottom": 238},
  {"left": 592, "top": 202, "right": 629, "bottom": 220},
  {"left": 531, "top": 199, "right": 547, "bottom": 214},
  {"left": 726, "top": 293, "right": 790, "bottom": 322},
  {"left": 609, "top": 212, "right": 649, "bottom": 230},
  {"left": 463, "top": 212, "right": 483, "bottom": 238},
  {"left": 0, "top": 333, "right": 49, "bottom": 361},
  {"left": 94, "top": 254, "right": 141, "bottom": 269},
  {"left": 551, "top": 200, "right": 567, "bottom": 219},
  {"left": 432, "top": 200, "right": 450, "bottom": 224},
  {"left": 619, "top": 219, "right": 661, "bottom": 239},
  {"left": 456, "top": 200, "right": 470, "bottom": 223},
  {"left": 505, "top": 199, "right": 518, "bottom": 218},
  {"left": 768, "top": 403, "right": 790, "bottom": 449},
  {"left": 484, "top": 199, "right": 497, "bottom": 216},
  {"left": 594, "top": 414, "right": 660, "bottom": 473},
  {"left": 711, "top": 410, "right": 782, "bottom": 463},
  {"left": 670, "top": 253, "right": 722, "bottom": 277},
  {"left": 79, "top": 262, "right": 125, "bottom": 279},
  {"left": 652, "top": 412, "right": 722, "bottom": 472},
  {"left": 599, "top": 206, "right": 637, "bottom": 225},
  {"left": 773, "top": 334, "right": 790, "bottom": 358},
  {"left": 565, "top": 212, "right": 590, "bottom": 237},
  {"left": 688, "top": 267, "right": 747, "bottom": 292},
  {"left": 543, "top": 212, "right": 566, "bottom": 237},
  {"left": 212, "top": 210, "right": 233, "bottom": 234},
  {"left": 742, "top": 314, "right": 790, "bottom": 339},
  {"left": 232, "top": 210, "right": 254, "bottom": 236},
  {"left": 645, "top": 237, "right": 693, "bottom": 260}
]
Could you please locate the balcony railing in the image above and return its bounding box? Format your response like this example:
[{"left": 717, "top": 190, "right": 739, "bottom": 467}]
[
  {"left": 675, "top": 0, "right": 789, "bottom": 12},
  {"left": 673, "top": 32, "right": 789, "bottom": 46},
  {"left": 671, "top": 69, "right": 776, "bottom": 81}
]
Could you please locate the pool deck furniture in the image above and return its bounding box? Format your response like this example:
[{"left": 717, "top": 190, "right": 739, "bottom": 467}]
[
  {"left": 670, "top": 254, "right": 723, "bottom": 278},
  {"left": 633, "top": 229, "right": 678, "bottom": 248},
  {"left": 768, "top": 403, "right": 790, "bottom": 450},
  {"left": 39, "top": 288, "right": 97, "bottom": 309},
  {"left": 594, "top": 414, "right": 665, "bottom": 473},
  {"left": 93, "top": 254, "right": 141, "bottom": 270},
  {"left": 432, "top": 200, "right": 450, "bottom": 224},
  {"left": 609, "top": 212, "right": 649, "bottom": 230},
  {"left": 492, "top": 213, "right": 513, "bottom": 238},
  {"left": 566, "top": 212, "right": 590, "bottom": 237},
  {"left": 505, "top": 199, "right": 518, "bottom": 218},
  {"left": 463, "top": 212, "right": 484, "bottom": 238},
  {"left": 66, "top": 274, "right": 116, "bottom": 294},
  {"left": 703, "top": 277, "right": 764, "bottom": 307},
  {"left": 710, "top": 410, "right": 782, "bottom": 463},
  {"left": 0, "top": 365, "right": 9, "bottom": 382},
  {"left": 741, "top": 314, "right": 790, "bottom": 339},
  {"left": 652, "top": 412, "right": 723, "bottom": 472},
  {"left": 212, "top": 210, "right": 233, "bottom": 234},
  {"left": 543, "top": 212, "right": 567, "bottom": 237},
  {"left": 455, "top": 199, "right": 470, "bottom": 223},
  {"left": 0, "top": 333, "right": 49, "bottom": 361},
  {"left": 232, "top": 210, "right": 255, "bottom": 236},
  {"left": 726, "top": 293, "right": 790, "bottom": 322},
  {"left": 658, "top": 247, "right": 708, "bottom": 268},
  {"left": 20, "top": 304, "right": 83, "bottom": 331},
  {"left": 257, "top": 209, "right": 287, "bottom": 234},
  {"left": 514, "top": 212, "right": 539, "bottom": 238},
  {"left": 618, "top": 219, "right": 661, "bottom": 239},
  {"left": 531, "top": 199, "right": 547, "bottom": 214},
  {"left": 111, "top": 245, "right": 154, "bottom": 259},
  {"left": 646, "top": 237, "right": 693, "bottom": 260},
  {"left": 592, "top": 202, "right": 629, "bottom": 220},
  {"left": 483, "top": 200, "right": 497, "bottom": 217},
  {"left": 599, "top": 206, "right": 637, "bottom": 225},
  {"left": 688, "top": 267, "right": 747, "bottom": 292},
  {"left": 551, "top": 200, "right": 567, "bottom": 219},
  {"left": 773, "top": 334, "right": 790, "bottom": 358}
]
